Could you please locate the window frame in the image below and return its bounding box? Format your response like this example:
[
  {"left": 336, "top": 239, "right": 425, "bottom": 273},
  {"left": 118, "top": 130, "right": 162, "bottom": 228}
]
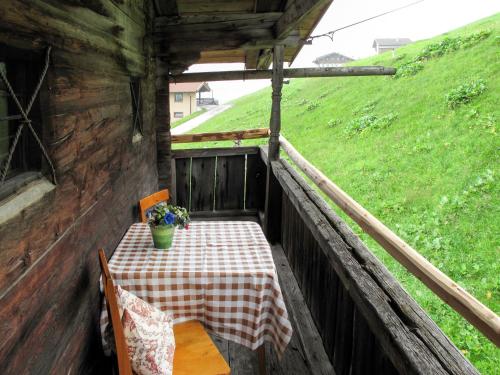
[
  {"left": 174, "top": 93, "right": 183, "bottom": 102},
  {"left": 0, "top": 45, "right": 46, "bottom": 198},
  {"left": 173, "top": 112, "right": 184, "bottom": 119},
  {"left": 130, "top": 77, "right": 143, "bottom": 138}
]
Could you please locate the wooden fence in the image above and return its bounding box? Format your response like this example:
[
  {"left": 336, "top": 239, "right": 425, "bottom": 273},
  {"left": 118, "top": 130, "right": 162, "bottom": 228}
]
[
  {"left": 169, "top": 129, "right": 499, "bottom": 348},
  {"left": 169, "top": 140, "right": 481, "bottom": 373},
  {"left": 271, "top": 157, "right": 479, "bottom": 375},
  {"left": 170, "top": 147, "right": 266, "bottom": 217}
]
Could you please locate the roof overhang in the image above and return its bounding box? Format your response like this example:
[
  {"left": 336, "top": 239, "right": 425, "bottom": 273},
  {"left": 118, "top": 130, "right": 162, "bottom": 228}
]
[{"left": 153, "top": 0, "right": 333, "bottom": 74}]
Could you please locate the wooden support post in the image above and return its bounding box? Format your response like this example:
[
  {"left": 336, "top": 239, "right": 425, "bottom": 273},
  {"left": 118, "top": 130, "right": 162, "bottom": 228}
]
[
  {"left": 155, "top": 60, "right": 172, "bottom": 190},
  {"left": 268, "top": 45, "right": 284, "bottom": 160},
  {"left": 263, "top": 45, "right": 284, "bottom": 243},
  {"left": 256, "top": 345, "right": 266, "bottom": 375}
]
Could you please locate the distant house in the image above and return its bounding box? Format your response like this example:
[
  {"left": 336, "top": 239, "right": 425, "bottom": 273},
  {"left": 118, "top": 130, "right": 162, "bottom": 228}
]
[
  {"left": 169, "top": 82, "right": 214, "bottom": 122},
  {"left": 313, "top": 52, "right": 354, "bottom": 67},
  {"left": 372, "top": 38, "right": 412, "bottom": 54}
]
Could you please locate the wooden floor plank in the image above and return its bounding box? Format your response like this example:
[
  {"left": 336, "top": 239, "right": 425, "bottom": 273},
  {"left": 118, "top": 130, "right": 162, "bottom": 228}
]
[{"left": 272, "top": 245, "right": 336, "bottom": 375}]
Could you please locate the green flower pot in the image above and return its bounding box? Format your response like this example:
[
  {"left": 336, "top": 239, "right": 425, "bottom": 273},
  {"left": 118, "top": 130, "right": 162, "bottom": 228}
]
[{"left": 150, "top": 225, "right": 175, "bottom": 249}]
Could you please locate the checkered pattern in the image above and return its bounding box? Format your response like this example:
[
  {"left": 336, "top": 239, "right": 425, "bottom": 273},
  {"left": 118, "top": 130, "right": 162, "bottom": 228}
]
[{"left": 100, "top": 221, "right": 292, "bottom": 357}]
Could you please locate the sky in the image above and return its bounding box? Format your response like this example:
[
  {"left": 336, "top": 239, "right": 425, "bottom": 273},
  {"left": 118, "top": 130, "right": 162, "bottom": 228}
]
[{"left": 188, "top": 0, "right": 500, "bottom": 104}]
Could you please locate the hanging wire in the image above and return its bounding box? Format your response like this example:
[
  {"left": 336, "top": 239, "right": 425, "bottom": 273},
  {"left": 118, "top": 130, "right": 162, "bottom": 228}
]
[{"left": 306, "top": 0, "right": 425, "bottom": 43}]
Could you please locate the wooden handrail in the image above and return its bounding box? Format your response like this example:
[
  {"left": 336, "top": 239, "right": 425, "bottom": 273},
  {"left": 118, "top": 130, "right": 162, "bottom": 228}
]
[
  {"left": 172, "top": 128, "right": 270, "bottom": 143},
  {"left": 279, "top": 135, "right": 500, "bottom": 346}
]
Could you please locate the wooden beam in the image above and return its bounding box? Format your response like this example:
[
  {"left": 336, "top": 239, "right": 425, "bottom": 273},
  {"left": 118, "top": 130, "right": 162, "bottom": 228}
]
[
  {"left": 155, "top": 28, "right": 274, "bottom": 45},
  {"left": 171, "top": 128, "right": 270, "bottom": 144},
  {"left": 154, "top": 0, "right": 178, "bottom": 16},
  {"left": 278, "top": 135, "right": 500, "bottom": 347},
  {"left": 245, "top": 49, "right": 260, "bottom": 69},
  {"left": 154, "top": 12, "right": 282, "bottom": 31},
  {"left": 169, "top": 66, "right": 396, "bottom": 82},
  {"left": 256, "top": 48, "right": 273, "bottom": 69},
  {"left": 274, "top": 0, "right": 332, "bottom": 40}
]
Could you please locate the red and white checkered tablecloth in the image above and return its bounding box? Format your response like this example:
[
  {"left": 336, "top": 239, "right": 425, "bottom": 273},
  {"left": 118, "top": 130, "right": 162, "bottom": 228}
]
[{"left": 100, "top": 221, "right": 292, "bottom": 357}]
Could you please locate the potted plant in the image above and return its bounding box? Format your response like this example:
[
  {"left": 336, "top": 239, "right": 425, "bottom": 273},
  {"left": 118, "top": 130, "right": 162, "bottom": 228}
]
[{"left": 147, "top": 203, "right": 190, "bottom": 249}]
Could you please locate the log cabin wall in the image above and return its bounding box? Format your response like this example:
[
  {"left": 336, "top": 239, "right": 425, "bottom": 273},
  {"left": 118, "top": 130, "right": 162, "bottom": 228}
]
[{"left": 0, "top": 1, "right": 158, "bottom": 373}]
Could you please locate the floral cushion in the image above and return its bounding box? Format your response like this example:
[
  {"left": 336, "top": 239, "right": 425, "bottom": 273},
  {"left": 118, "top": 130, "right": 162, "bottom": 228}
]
[{"left": 115, "top": 286, "right": 175, "bottom": 375}]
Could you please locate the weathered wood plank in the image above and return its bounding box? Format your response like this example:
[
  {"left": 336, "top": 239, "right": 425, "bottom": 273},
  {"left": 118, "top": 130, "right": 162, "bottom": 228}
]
[
  {"left": 215, "top": 155, "right": 245, "bottom": 210},
  {"left": 332, "top": 286, "right": 354, "bottom": 375},
  {"left": 154, "top": 12, "right": 282, "bottom": 30},
  {"left": 272, "top": 245, "right": 335, "bottom": 375},
  {"left": 245, "top": 153, "right": 266, "bottom": 210},
  {"left": 190, "top": 157, "right": 216, "bottom": 212},
  {"left": 174, "top": 158, "right": 190, "bottom": 210},
  {"left": 172, "top": 146, "right": 259, "bottom": 159},
  {"left": 0, "top": 0, "right": 147, "bottom": 75},
  {"left": 171, "top": 128, "right": 269, "bottom": 144},
  {"left": 274, "top": 0, "right": 332, "bottom": 40}
]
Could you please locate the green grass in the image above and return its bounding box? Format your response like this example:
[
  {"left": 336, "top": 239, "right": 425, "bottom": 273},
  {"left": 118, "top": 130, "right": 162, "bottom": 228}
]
[
  {"left": 171, "top": 108, "right": 207, "bottom": 128},
  {"left": 180, "top": 14, "right": 500, "bottom": 373}
]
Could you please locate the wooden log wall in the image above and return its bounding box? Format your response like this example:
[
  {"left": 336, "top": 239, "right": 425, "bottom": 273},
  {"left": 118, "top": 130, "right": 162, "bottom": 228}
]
[
  {"left": 0, "top": 1, "right": 158, "bottom": 373},
  {"left": 271, "top": 156, "right": 479, "bottom": 375},
  {"left": 171, "top": 147, "right": 266, "bottom": 217}
]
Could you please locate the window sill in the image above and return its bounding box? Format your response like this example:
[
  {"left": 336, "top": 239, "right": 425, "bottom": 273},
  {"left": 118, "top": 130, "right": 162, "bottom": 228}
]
[{"left": 0, "top": 177, "right": 55, "bottom": 225}]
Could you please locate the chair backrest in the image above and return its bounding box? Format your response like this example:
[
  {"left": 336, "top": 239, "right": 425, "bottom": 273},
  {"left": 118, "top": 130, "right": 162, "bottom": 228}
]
[
  {"left": 139, "top": 189, "right": 170, "bottom": 223},
  {"left": 98, "top": 249, "right": 133, "bottom": 375}
]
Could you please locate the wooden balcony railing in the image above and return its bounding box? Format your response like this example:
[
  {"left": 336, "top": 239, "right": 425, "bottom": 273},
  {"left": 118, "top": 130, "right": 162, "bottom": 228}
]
[
  {"left": 279, "top": 136, "right": 500, "bottom": 347},
  {"left": 170, "top": 147, "right": 266, "bottom": 217},
  {"left": 171, "top": 139, "right": 481, "bottom": 374}
]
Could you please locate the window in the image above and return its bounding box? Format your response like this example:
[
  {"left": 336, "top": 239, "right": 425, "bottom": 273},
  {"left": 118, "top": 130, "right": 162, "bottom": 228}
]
[
  {"left": 174, "top": 112, "right": 183, "bottom": 118},
  {"left": 130, "top": 78, "right": 142, "bottom": 137},
  {"left": 0, "top": 47, "right": 43, "bottom": 190},
  {"left": 174, "top": 93, "right": 183, "bottom": 102}
]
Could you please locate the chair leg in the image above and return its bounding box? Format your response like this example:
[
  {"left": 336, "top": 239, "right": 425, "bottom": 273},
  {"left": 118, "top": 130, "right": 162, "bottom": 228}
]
[{"left": 256, "top": 345, "right": 266, "bottom": 375}]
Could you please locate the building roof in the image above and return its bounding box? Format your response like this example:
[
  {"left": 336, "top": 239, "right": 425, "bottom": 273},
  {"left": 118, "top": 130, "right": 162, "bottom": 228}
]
[
  {"left": 372, "top": 38, "right": 412, "bottom": 48},
  {"left": 169, "top": 82, "right": 210, "bottom": 93},
  {"left": 154, "top": 0, "right": 334, "bottom": 73},
  {"left": 313, "top": 52, "right": 354, "bottom": 64}
]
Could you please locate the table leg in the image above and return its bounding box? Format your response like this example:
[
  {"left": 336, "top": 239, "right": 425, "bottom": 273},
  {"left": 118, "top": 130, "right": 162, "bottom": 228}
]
[{"left": 256, "top": 344, "right": 266, "bottom": 375}]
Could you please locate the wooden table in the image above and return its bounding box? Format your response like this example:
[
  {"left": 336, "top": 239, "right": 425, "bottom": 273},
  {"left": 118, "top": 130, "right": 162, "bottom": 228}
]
[{"left": 100, "top": 221, "right": 293, "bottom": 362}]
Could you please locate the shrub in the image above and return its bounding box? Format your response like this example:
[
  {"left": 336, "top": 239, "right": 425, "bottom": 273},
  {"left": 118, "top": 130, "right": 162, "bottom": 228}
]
[
  {"left": 306, "top": 101, "right": 320, "bottom": 111},
  {"left": 345, "top": 113, "right": 397, "bottom": 135},
  {"left": 353, "top": 101, "right": 377, "bottom": 115},
  {"left": 445, "top": 79, "right": 486, "bottom": 108},
  {"left": 415, "top": 31, "right": 491, "bottom": 61},
  {"left": 394, "top": 61, "right": 424, "bottom": 78},
  {"left": 393, "top": 30, "right": 491, "bottom": 79},
  {"left": 327, "top": 119, "right": 341, "bottom": 128}
]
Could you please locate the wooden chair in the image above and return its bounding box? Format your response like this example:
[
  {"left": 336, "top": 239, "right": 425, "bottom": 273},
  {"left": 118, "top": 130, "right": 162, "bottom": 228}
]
[
  {"left": 139, "top": 189, "right": 170, "bottom": 223},
  {"left": 98, "top": 249, "right": 230, "bottom": 375}
]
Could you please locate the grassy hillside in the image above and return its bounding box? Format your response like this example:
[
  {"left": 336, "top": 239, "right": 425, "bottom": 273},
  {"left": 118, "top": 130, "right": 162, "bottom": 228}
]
[{"left": 179, "top": 14, "right": 500, "bottom": 372}]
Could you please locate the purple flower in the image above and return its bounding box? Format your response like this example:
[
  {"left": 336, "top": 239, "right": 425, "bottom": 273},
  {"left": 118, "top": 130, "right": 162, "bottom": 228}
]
[{"left": 164, "top": 212, "right": 176, "bottom": 225}]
